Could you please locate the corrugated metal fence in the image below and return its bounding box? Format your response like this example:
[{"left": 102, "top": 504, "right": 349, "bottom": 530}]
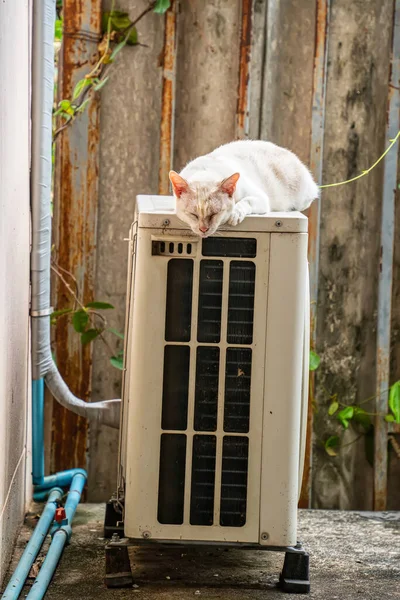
[{"left": 51, "top": 0, "right": 400, "bottom": 509}]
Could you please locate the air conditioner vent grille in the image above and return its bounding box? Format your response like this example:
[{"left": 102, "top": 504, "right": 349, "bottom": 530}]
[
  {"left": 194, "top": 347, "right": 219, "bottom": 432},
  {"left": 197, "top": 260, "right": 223, "bottom": 343},
  {"left": 165, "top": 259, "right": 193, "bottom": 341},
  {"left": 190, "top": 435, "right": 217, "bottom": 526},
  {"left": 158, "top": 237, "right": 257, "bottom": 530},
  {"left": 158, "top": 434, "right": 186, "bottom": 525},
  {"left": 202, "top": 237, "right": 257, "bottom": 258},
  {"left": 220, "top": 436, "right": 249, "bottom": 527},
  {"left": 224, "top": 348, "right": 252, "bottom": 433},
  {"left": 227, "top": 262, "right": 256, "bottom": 344}
]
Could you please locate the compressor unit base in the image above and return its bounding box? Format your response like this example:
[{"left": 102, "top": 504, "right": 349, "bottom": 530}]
[{"left": 104, "top": 531, "right": 310, "bottom": 594}]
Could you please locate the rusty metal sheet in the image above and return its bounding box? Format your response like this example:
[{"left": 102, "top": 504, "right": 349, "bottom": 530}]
[
  {"left": 312, "top": 0, "right": 393, "bottom": 510},
  {"left": 374, "top": 0, "right": 400, "bottom": 510},
  {"left": 299, "top": 0, "right": 330, "bottom": 509},
  {"left": 88, "top": 0, "right": 165, "bottom": 501},
  {"left": 52, "top": 0, "right": 102, "bottom": 476},
  {"left": 173, "top": 0, "right": 241, "bottom": 171},
  {"left": 307, "top": 0, "right": 330, "bottom": 303},
  {"left": 158, "top": 1, "right": 177, "bottom": 195},
  {"left": 236, "top": 0, "right": 252, "bottom": 139}
]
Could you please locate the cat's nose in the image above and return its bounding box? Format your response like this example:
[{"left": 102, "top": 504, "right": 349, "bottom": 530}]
[{"left": 199, "top": 226, "right": 209, "bottom": 233}]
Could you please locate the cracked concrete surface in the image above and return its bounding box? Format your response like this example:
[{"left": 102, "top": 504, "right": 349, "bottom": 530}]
[{"left": 2, "top": 505, "right": 400, "bottom": 599}]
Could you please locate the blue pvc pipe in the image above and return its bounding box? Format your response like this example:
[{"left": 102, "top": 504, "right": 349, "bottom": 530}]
[
  {"left": 25, "top": 532, "right": 67, "bottom": 600},
  {"left": 33, "top": 469, "right": 87, "bottom": 501},
  {"left": 1, "top": 488, "right": 63, "bottom": 600},
  {"left": 32, "top": 379, "right": 86, "bottom": 499},
  {"left": 32, "top": 379, "right": 45, "bottom": 485},
  {"left": 26, "top": 473, "right": 86, "bottom": 600}
]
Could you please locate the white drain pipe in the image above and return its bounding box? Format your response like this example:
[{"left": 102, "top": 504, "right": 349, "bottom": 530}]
[{"left": 31, "top": 0, "right": 120, "bottom": 429}]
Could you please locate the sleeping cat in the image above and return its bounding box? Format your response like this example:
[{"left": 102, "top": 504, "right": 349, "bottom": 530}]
[{"left": 169, "top": 140, "right": 319, "bottom": 238}]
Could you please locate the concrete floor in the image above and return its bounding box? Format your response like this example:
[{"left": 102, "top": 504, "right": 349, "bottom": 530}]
[{"left": 2, "top": 505, "right": 400, "bottom": 599}]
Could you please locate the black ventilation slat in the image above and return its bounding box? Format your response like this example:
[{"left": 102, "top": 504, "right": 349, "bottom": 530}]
[
  {"left": 224, "top": 348, "right": 252, "bottom": 433},
  {"left": 227, "top": 261, "right": 255, "bottom": 344},
  {"left": 197, "top": 260, "right": 223, "bottom": 343},
  {"left": 220, "top": 436, "right": 249, "bottom": 527},
  {"left": 190, "top": 435, "right": 217, "bottom": 526},
  {"left": 202, "top": 238, "right": 257, "bottom": 258},
  {"left": 162, "top": 345, "right": 190, "bottom": 430},
  {"left": 165, "top": 259, "right": 193, "bottom": 342},
  {"left": 158, "top": 434, "right": 187, "bottom": 524},
  {"left": 194, "top": 347, "right": 219, "bottom": 431}
]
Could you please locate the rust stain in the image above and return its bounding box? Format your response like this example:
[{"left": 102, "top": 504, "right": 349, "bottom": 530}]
[
  {"left": 374, "top": 348, "right": 390, "bottom": 510},
  {"left": 298, "top": 372, "right": 313, "bottom": 508},
  {"left": 52, "top": 0, "right": 102, "bottom": 482},
  {"left": 236, "top": 0, "right": 252, "bottom": 139},
  {"left": 159, "top": 1, "right": 177, "bottom": 195},
  {"left": 313, "top": 0, "right": 327, "bottom": 64},
  {"left": 302, "top": 0, "right": 330, "bottom": 508}
]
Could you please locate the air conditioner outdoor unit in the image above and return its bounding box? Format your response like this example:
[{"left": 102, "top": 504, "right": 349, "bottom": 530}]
[{"left": 105, "top": 195, "right": 311, "bottom": 593}]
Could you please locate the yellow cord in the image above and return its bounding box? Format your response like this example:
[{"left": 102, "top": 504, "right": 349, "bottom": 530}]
[{"left": 319, "top": 130, "right": 400, "bottom": 189}]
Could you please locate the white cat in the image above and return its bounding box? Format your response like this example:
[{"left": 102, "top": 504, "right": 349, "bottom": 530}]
[{"left": 169, "top": 140, "right": 319, "bottom": 238}]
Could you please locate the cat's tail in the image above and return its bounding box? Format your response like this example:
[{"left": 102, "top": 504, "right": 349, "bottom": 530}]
[{"left": 297, "top": 167, "right": 320, "bottom": 211}]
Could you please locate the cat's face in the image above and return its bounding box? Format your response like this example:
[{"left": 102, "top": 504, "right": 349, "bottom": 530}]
[{"left": 169, "top": 171, "right": 240, "bottom": 237}]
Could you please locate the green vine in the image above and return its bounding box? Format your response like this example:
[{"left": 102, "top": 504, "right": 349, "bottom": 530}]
[
  {"left": 53, "top": 0, "right": 170, "bottom": 140},
  {"left": 310, "top": 351, "right": 400, "bottom": 458},
  {"left": 51, "top": 1, "right": 171, "bottom": 370}
]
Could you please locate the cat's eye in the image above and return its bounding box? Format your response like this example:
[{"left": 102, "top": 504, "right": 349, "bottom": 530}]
[{"left": 190, "top": 213, "right": 198, "bottom": 219}]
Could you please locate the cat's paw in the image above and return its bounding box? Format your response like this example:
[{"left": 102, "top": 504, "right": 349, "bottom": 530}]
[{"left": 227, "top": 206, "right": 246, "bottom": 226}]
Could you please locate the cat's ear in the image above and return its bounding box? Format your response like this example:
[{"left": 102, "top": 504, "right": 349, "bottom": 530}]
[
  {"left": 169, "top": 171, "right": 190, "bottom": 198},
  {"left": 219, "top": 173, "right": 240, "bottom": 197}
]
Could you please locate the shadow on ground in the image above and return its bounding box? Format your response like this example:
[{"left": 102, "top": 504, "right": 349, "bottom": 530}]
[{"left": 2, "top": 505, "right": 400, "bottom": 599}]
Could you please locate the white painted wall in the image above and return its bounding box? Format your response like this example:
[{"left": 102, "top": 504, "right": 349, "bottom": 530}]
[{"left": 0, "top": 0, "right": 31, "bottom": 585}]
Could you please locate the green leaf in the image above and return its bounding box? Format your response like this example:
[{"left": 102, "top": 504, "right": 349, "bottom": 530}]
[
  {"left": 154, "top": 0, "right": 171, "bottom": 14},
  {"left": 101, "top": 11, "right": 111, "bottom": 33},
  {"left": 126, "top": 26, "right": 138, "bottom": 45},
  {"left": 72, "top": 309, "right": 89, "bottom": 333},
  {"left": 58, "top": 99, "right": 75, "bottom": 116},
  {"left": 72, "top": 78, "right": 91, "bottom": 101},
  {"left": 110, "top": 39, "right": 128, "bottom": 60},
  {"left": 81, "top": 328, "right": 101, "bottom": 345},
  {"left": 309, "top": 350, "right": 320, "bottom": 371},
  {"left": 75, "top": 98, "right": 91, "bottom": 113},
  {"left": 59, "top": 99, "right": 71, "bottom": 111},
  {"left": 328, "top": 401, "right": 339, "bottom": 416},
  {"left": 337, "top": 406, "right": 354, "bottom": 429},
  {"left": 353, "top": 407, "right": 372, "bottom": 431},
  {"left": 85, "top": 301, "right": 114, "bottom": 310},
  {"left": 102, "top": 10, "right": 132, "bottom": 33},
  {"left": 60, "top": 111, "right": 73, "bottom": 121},
  {"left": 389, "top": 380, "right": 400, "bottom": 423},
  {"left": 110, "top": 354, "right": 124, "bottom": 370},
  {"left": 385, "top": 414, "right": 395, "bottom": 423},
  {"left": 51, "top": 308, "right": 73, "bottom": 318},
  {"left": 55, "top": 19, "right": 63, "bottom": 41},
  {"left": 93, "top": 76, "right": 109, "bottom": 92},
  {"left": 324, "top": 435, "right": 339, "bottom": 457},
  {"left": 108, "top": 328, "right": 124, "bottom": 340}
]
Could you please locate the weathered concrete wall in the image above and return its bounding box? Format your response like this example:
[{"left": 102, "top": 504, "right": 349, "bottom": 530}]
[
  {"left": 258, "top": 0, "right": 317, "bottom": 164},
  {"left": 0, "top": 0, "right": 31, "bottom": 584},
  {"left": 313, "top": 0, "right": 393, "bottom": 509},
  {"left": 68, "top": 0, "right": 399, "bottom": 508},
  {"left": 173, "top": 0, "right": 241, "bottom": 170},
  {"left": 89, "top": 0, "right": 245, "bottom": 501},
  {"left": 89, "top": 0, "right": 166, "bottom": 500}
]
